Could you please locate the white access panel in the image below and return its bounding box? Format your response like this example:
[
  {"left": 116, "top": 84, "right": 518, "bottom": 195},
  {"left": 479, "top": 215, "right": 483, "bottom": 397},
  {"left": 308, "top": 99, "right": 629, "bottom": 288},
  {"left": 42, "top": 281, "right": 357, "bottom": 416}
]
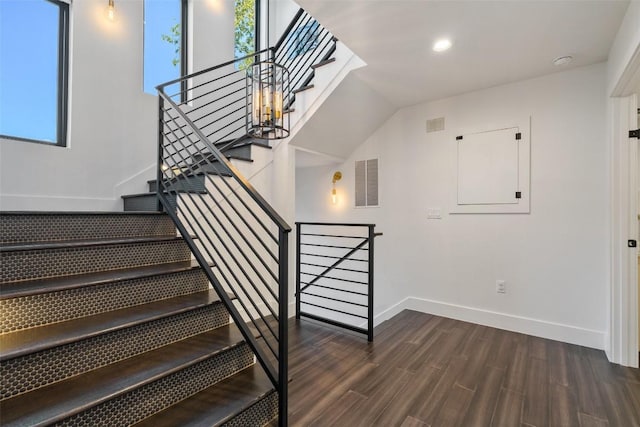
[
  {"left": 450, "top": 116, "right": 530, "bottom": 214},
  {"left": 457, "top": 128, "right": 519, "bottom": 205}
]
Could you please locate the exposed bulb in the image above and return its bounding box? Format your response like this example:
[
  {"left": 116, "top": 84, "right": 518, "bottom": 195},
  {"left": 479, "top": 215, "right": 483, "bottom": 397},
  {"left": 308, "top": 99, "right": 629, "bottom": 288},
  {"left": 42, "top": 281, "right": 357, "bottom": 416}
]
[
  {"left": 332, "top": 188, "right": 337, "bottom": 205},
  {"left": 107, "top": 0, "right": 115, "bottom": 21}
]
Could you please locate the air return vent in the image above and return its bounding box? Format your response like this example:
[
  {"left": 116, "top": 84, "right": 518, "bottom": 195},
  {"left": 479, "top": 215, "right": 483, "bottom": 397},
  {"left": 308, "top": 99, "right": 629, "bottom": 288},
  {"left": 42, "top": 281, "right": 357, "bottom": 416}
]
[
  {"left": 355, "top": 159, "right": 379, "bottom": 207},
  {"left": 426, "top": 117, "right": 445, "bottom": 133}
]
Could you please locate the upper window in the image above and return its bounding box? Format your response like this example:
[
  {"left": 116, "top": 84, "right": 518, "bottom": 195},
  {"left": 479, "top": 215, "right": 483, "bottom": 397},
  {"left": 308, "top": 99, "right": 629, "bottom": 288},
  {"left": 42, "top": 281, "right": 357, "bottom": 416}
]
[
  {"left": 234, "top": 0, "right": 256, "bottom": 70},
  {"left": 143, "top": 0, "right": 187, "bottom": 95},
  {"left": 0, "top": 0, "right": 69, "bottom": 146}
]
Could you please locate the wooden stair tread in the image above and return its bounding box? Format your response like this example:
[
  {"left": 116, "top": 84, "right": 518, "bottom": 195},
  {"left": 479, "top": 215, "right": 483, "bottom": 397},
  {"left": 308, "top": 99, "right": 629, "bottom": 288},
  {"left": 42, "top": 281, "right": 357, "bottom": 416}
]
[
  {"left": 0, "top": 260, "right": 206, "bottom": 300},
  {"left": 293, "top": 84, "right": 314, "bottom": 94},
  {"left": 311, "top": 57, "right": 336, "bottom": 69},
  {"left": 121, "top": 190, "right": 206, "bottom": 199},
  {"left": 215, "top": 138, "right": 271, "bottom": 151},
  {"left": 0, "top": 325, "right": 245, "bottom": 427},
  {"left": 192, "top": 153, "right": 254, "bottom": 163},
  {"left": 0, "top": 289, "right": 222, "bottom": 361},
  {"left": 134, "top": 364, "right": 274, "bottom": 427},
  {"left": 1, "top": 235, "right": 187, "bottom": 253}
]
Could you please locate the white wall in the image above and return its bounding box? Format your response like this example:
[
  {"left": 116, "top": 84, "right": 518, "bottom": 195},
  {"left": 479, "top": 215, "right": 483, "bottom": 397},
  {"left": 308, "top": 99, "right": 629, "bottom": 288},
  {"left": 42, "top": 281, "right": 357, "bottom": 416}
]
[
  {"left": 296, "top": 63, "right": 609, "bottom": 349},
  {"left": 271, "top": 0, "right": 299, "bottom": 47},
  {"left": 0, "top": 0, "right": 234, "bottom": 211}
]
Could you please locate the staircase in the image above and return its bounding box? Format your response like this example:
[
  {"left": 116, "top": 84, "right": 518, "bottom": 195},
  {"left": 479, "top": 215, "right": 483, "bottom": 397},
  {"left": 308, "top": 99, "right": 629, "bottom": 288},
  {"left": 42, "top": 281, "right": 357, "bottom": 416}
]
[
  {"left": 122, "top": 138, "right": 271, "bottom": 212},
  {"left": 0, "top": 8, "right": 359, "bottom": 426},
  {"left": 0, "top": 212, "right": 278, "bottom": 426}
]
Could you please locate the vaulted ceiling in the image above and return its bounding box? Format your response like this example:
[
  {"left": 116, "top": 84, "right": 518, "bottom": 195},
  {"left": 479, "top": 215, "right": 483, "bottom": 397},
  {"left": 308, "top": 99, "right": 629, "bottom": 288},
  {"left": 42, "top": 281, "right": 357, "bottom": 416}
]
[{"left": 295, "top": 0, "right": 630, "bottom": 107}]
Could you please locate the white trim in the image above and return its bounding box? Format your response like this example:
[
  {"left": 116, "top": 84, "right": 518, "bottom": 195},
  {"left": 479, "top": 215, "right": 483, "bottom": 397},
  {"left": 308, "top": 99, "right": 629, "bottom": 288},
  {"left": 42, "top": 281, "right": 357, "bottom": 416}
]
[
  {"left": 371, "top": 297, "right": 605, "bottom": 350},
  {"left": 371, "top": 298, "right": 410, "bottom": 327},
  {"left": 295, "top": 295, "right": 603, "bottom": 349},
  {"left": 608, "top": 95, "right": 639, "bottom": 367},
  {"left": 611, "top": 41, "right": 640, "bottom": 98}
]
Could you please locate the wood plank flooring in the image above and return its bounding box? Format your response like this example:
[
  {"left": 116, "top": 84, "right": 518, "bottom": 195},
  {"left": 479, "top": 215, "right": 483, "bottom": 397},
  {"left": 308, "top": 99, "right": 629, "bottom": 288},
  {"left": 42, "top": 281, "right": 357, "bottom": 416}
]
[{"left": 286, "top": 310, "right": 640, "bottom": 426}]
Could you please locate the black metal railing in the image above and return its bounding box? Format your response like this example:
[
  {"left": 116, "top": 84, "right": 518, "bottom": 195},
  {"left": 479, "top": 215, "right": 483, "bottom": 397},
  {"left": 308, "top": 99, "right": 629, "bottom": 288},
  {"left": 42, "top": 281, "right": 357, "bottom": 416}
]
[
  {"left": 274, "top": 8, "right": 337, "bottom": 109},
  {"left": 154, "top": 9, "right": 338, "bottom": 426},
  {"left": 157, "top": 49, "right": 290, "bottom": 425},
  {"left": 295, "top": 223, "right": 381, "bottom": 341}
]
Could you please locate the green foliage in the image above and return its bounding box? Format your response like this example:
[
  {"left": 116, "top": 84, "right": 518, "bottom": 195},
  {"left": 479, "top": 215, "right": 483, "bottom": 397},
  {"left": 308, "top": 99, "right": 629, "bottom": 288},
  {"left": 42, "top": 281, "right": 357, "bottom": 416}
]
[
  {"left": 235, "top": 0, "right": 255, "bottom": 69},
  {"left": 161, "top": 22, "right": 181, "bottom": 67}
]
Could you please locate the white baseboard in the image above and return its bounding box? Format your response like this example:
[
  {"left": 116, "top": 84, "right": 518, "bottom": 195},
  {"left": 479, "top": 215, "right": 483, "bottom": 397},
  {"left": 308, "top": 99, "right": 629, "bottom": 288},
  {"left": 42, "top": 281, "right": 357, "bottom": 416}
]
[
  {"left": 287, "top": 296, "right": 605, "bottom": 350},
  {"left": 392, "top": 296, "right": 606, "bottom": 350}
]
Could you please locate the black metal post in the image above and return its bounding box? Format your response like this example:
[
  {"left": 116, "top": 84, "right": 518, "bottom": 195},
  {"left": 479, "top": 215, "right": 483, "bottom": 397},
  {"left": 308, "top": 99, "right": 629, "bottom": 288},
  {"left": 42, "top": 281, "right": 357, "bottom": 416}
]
[
  {"left": 295, "top": 223, "right": 301, "bottom": 319},
  {"left": 367, "top": 225, "right": 375, "bottom": 342},
  {"left": 278, "top": 227, "right": 289, "bottom": 427},
  {"left": 156, "top": 96, "right": 165, "bottom": 212}
]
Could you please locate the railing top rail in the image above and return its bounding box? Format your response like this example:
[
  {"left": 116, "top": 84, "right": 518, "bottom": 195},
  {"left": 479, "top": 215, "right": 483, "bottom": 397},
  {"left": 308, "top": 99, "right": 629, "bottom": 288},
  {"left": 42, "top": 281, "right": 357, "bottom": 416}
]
[
  {"left": 296, "top": 222, "right": 377, "bottom": 228},
  {"left": 156, "top": 48, "right": 272, "bottom": 92},
  {"left": 274, "top": 8, "right": 305, "bottom": 51}
]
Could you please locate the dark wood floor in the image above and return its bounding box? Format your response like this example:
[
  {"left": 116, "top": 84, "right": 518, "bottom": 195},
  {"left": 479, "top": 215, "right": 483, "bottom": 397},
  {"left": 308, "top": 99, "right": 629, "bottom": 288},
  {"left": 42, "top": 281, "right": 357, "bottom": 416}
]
[{"left": 286, "top": 310, "right": 640, "bottom": 427}]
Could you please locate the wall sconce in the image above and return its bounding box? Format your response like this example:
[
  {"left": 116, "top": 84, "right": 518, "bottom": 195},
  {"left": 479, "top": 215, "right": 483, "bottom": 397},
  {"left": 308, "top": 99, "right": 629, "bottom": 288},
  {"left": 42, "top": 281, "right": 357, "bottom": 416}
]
[
  {"left": 331, "top": 171, "right": 342, "bottom": 204},
  {"left": 106, "top": 0, "right": 115, "bottom": 21}
]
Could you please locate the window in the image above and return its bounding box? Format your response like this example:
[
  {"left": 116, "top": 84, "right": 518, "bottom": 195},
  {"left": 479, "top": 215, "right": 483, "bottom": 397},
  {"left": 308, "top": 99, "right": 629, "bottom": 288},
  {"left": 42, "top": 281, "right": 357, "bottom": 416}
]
[
  {"left": 355, "top": 159, "right": 379, "bottom": 207},
  {"left": 143, "top": 0, "right": 187, "bottom": 95},
  {"left": 234, "top": 0, "right": 257, "bottom": 69},
  {"left": 0, "top": 0, "right": 69, "bottom": 146}
]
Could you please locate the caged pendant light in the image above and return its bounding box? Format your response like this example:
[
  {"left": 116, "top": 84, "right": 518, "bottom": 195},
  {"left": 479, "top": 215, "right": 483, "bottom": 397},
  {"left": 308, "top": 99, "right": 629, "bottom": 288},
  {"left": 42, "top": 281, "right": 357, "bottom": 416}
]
[{"left": 246, "top": 60, "right": 290, "bottom": 139}]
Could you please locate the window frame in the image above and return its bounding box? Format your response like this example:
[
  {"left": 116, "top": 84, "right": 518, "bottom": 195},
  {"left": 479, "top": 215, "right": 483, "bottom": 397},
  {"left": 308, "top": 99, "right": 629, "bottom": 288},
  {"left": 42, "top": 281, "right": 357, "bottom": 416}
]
[
  {"left": 0, "top": 0, "right": 70, "bottom": 147},
  {"left": 179, "top": 0, "right": 188, "bottom": 102}
]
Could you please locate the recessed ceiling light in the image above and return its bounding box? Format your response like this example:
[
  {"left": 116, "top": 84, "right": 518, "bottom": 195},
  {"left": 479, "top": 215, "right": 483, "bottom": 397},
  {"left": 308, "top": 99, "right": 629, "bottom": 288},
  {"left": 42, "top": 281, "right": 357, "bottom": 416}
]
[
  {"left": 553, "top": 55, "right": 573, "bottom": 66},
  {"left": 433, "top": 39, "right": 452, "bottom": 52}
]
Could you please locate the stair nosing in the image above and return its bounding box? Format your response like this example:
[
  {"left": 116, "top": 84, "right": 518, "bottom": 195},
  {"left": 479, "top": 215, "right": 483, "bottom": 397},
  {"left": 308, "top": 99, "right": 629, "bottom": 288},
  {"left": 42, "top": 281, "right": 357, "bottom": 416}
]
[
  {"left": 0, "top": 260, "right": 211, "bottom": 300},
  {"left": 0, "top": 289, "right": 224, "bottom": 361},
  {"left": 0, "top": 325, "right": 247, "bottom": 427},
  {"left": 1, "top": 235, "right": 187, "bottom": 253},
  {"left": 0, "top": 211, "right": 169, "bottom": 216}
]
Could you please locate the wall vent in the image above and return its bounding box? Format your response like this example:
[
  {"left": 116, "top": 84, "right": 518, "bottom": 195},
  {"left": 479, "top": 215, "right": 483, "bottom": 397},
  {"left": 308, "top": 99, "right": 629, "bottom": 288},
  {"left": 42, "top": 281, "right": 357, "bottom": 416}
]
[
  {"left": 426, "top": 117, "right": 445, "bottom": 133},
  {"left": 355, "top": 159, "right": 379, "bottom": 207}
]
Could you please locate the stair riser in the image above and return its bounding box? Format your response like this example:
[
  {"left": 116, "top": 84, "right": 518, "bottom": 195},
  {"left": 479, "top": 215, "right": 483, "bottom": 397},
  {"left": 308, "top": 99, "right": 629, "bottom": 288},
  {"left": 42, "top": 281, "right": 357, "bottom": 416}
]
[
  {"left": 1, "top": 240, "right": 192, "bottom": 284},
  {"left": 123, "top": 193, "right": 175, "bottom": 212},
  {"left": 1, "top": 303, "right": 230, "bottom": 401},
  {"left": 54, "top": 343, "right": 254, "bottom": 427},
  {"left": 0, "top": 214, "right": 175, "bottom": 245},
  {"left": 222, "top": 391, "right": 278, "bottom": 427},
  {"left": 148, "top": 174, "right": 206, "bottom": 193},
  {"left": 1, "top": 269, "right": 210, "bottom": 333}
]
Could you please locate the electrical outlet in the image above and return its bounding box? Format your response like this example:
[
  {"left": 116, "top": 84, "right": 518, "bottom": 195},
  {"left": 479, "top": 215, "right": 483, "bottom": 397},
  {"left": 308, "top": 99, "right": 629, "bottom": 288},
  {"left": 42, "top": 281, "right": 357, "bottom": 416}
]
[{"left": 496, "top": 280, "right": 506, "bottom": 294}]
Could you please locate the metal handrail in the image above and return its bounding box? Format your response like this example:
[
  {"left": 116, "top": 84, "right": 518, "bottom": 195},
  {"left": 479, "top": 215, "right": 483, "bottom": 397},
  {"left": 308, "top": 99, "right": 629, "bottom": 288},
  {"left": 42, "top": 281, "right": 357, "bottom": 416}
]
[
  {"left": 155, "top": 9, "right": 339, "bottom": 426},
  {"left": 158, "top": 87, "right": 290, "bottom": 424},
  {"left": 295, "top": 222, "right": 382, "bottom": 342}
]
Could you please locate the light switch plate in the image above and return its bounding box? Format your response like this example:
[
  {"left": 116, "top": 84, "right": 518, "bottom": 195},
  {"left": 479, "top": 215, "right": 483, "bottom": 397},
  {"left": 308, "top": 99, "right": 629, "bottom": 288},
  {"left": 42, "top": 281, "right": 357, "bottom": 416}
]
[{"left": 427, "top": 208, "right": 442, "bottom": 219}]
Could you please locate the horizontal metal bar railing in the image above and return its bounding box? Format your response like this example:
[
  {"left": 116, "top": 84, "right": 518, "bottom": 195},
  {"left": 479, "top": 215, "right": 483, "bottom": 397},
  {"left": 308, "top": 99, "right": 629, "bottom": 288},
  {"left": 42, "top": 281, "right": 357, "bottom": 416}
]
[
  {"left": 295, "top": 223, "right": 382, "bottom": 342},
  {"left": 155, "top": 9, "right": 340, "bottom": 425},
  {"left": 157, "top": 49, "right": 291, "bottom": 422}
]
